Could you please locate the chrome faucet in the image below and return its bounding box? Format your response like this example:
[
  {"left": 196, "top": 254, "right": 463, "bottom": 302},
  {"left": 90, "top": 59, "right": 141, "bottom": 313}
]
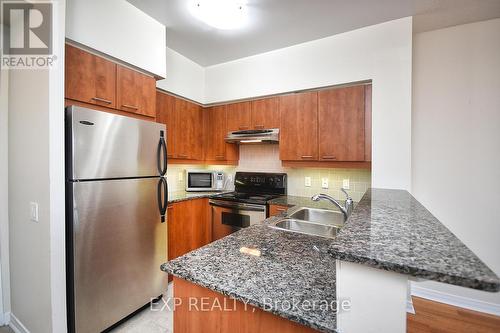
[{"left": 311, "top": 189, "right": 354, "bottom": 220}]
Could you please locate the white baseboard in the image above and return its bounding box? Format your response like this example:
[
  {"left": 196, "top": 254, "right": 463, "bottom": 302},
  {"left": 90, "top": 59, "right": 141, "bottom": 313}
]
[
  {"left": 406, "top": 299, "right": 415, "bottom": 314},
  {"left": 0, "top": 311, "right": 10, "bottom": 326},
  {"left": 9, "top": 313, "right": 30, "bottom": 333},
  {"left": 411, "top": 285, "right": 500, "bottom": 316}
]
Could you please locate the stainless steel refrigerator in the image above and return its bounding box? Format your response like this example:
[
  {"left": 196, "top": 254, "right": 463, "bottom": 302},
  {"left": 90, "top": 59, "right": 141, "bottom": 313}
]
[{"left": 65, "top": 106, "right": 168, "bottom": 333}]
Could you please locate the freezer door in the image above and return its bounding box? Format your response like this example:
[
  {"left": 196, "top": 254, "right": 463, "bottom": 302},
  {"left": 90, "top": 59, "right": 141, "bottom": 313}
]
[
  {"left": 68, "top": 178, "right": 167, "bottom": 333},
  {"left": 66, "top": 105, "right": 167, "bottom": 180}
]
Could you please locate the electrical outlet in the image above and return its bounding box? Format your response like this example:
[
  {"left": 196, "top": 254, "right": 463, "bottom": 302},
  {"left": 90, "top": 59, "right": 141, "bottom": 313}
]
[
  {"left": 304, "top": 176, "right": 311, "bottom": 187},
  {"left": 342, "top": 179, "right": 350, "bottom": 190},
  {"left": 321, "top": 178, "right": 329, "bottom": 189},
  {"left": 30, "top": 202, "right": 39, "bottom": 222},
  {"left": 227, "top": 174, "right": 233, "bottom": 182},
  {"left": 178, "top": 172, "right": 183, "bottom": 182}
]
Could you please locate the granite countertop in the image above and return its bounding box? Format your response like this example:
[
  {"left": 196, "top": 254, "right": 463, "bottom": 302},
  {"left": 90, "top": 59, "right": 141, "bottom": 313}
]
[
  {"left": 162, "top": 189, "right": 500, "bottom": 332},
  {"left": 162, "top": 223, "right": 338, "bottom": 333},
  {"left": 329, "top": 189, "right": 500, "bottom": 292},
  {"left": 168, "top": 190, "right": 227, "bottom": 204}
]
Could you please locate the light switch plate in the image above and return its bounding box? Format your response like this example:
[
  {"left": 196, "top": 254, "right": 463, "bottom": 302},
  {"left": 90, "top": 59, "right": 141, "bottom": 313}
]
[
  {"left": 30, "top": 202, "right": 39, "bottom": 222},
  {"left": 343, "top": 179, "right": 350, "bottom": 190},
  {"left": 322, "top": 178, "right": 329, "bottom": 189},
  {"left": 305, "top": 176, "right": 311, "bottom": 187}
]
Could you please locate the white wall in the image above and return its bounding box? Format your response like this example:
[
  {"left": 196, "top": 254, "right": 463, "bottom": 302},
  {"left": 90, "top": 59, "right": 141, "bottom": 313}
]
[
  {"left": 156, "top": 48, "right": 205, "bottom": 104},
  {"left": 66, "top": 0, "right": 166, "bottom": 78},
  {"left": 205, "top": 17, "right": 413, "bottom": 190},
  {"left": 9, "top": 67, "right": 54, "bottom": 333},
  {"left": 7, "top": 1, "right": 66, "bottom": 331},
  {"left": 412, "top": 18, "right": 500, "bottom": 314},
  {"left": 49, "top": 1, "right": 67, "bottom": 330},
  {"left": 0, "top": 54, "right": 10, "bottom": 325}
]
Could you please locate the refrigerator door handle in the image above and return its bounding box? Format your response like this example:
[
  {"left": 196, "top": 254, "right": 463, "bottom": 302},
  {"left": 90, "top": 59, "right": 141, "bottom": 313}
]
[
  {"left": 157, "top": 177, "right": 168, "bottom": 223},
  {"left": 157, "top": 131, "right": 167, "bottom": 176}
]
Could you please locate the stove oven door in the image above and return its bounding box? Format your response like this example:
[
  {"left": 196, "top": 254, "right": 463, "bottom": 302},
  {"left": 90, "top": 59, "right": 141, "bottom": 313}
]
[{"left": 209, "top": 200, "right": 266, "bottom": 241}]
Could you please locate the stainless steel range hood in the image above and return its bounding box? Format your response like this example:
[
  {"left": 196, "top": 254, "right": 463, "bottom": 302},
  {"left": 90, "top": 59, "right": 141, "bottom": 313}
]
[{"left": 225, "top": 129, "right": 279, "bottom": 144}]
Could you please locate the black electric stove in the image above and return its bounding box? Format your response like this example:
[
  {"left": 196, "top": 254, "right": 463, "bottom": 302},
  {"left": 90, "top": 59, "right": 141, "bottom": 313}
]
[
  {"left": 211, "top": 172, "right": 287, "bottom": 205},
  {"left": 209, "top": 172, "right": 287, "bottom": 241}
]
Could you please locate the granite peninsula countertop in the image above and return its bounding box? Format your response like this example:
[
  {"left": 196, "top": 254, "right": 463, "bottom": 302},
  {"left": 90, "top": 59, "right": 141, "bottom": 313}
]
[
  {"left": 162, "top": 189, "right": 500, "bottom": 332},
  {"left": 162, "top": 223, "right": 338, "bottom": 333},
  {"left": 328, "top": 189, "right": 500, "bottom": 292}
]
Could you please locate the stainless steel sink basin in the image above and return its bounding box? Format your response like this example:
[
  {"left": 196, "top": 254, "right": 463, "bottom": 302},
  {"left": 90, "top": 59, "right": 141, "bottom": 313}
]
[
  {"left": 288, "top": 207, "right": 345, "bottom": 226},
  {"left": 270, "top": 218, "right": 341, "bottom": 239}
]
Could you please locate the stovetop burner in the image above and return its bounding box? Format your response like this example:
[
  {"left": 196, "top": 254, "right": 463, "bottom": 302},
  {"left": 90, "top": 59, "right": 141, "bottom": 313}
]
[
  {"left": 211, "top": 192, "right": 281, "bottom": 205},
  {"left": 211, "top": 172, "right": 287, "bottom": 205}
]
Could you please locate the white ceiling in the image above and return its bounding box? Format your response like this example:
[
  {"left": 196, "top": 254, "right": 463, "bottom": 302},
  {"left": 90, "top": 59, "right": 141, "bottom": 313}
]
[{"left": 127, "top": 0, "right": 500, "bottom": 66}]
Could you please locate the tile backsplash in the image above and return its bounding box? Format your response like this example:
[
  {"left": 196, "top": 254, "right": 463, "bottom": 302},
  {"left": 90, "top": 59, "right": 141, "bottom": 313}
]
[{"left": 167, "top": 145, "right": 371, "bottom": 202}]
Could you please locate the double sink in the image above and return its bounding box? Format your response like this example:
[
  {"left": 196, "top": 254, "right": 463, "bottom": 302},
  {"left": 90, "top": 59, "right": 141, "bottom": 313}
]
[{"left": 269, "top": 206, "right": 345, "bottom": 239}]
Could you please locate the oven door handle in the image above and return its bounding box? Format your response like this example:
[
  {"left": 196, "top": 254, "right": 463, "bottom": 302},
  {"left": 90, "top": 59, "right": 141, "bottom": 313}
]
[{"left": 209, "top": 199, "right": 266, "bottom": 212}]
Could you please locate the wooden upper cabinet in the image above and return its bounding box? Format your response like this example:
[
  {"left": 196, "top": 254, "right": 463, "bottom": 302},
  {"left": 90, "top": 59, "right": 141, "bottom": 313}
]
[
  {"left": 116, "top": 65, "right": 156, "bottom": 117},
  {"left": 173, "top": 98, "right": 190, "bottom": 159},
  {"left": 226, "top": 102, "right": 251, "bottom": 131},
  {"left": 318, "top": 86, "right": 366, "bottom": 161},
  {"left": 204, "top": 106, "right": 228, "bottom": 161},
  {"left": 251, "top": 97, "right": 280, "bottom": 129},
  {"left": 156, "top": 92, "right": 176, "bottom": 158},
  {"left": 364, "top": 85, "right": 372, "bottom": 162},
  {"left": 226, "top": 97, "right": 280, "bottom": 132},
  {"left": 156, "top": 92, "right": 204, "bottom": 161},
  {"left": 186, "top": 102, "right": 204, "bottom": 160},
  {"left": 173, "top": 98, "right": 202, "bottom": 160},
  {"left": 279, "top": 92, "right": 318, "bottom": 161},
  {"left": 65, "top": 44, "right": 116, "bottom": 108}
]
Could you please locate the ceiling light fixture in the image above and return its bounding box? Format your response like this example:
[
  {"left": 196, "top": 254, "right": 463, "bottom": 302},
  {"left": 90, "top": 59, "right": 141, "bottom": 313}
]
[{"left": 189, "top": 0, "right": 247, "bottom": 30}]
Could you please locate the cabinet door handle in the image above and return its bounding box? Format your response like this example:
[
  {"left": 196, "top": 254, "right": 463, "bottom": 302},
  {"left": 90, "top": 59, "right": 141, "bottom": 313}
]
[
  {"left": 301, "top": 155, "right": 314, "bottom": 159},
  {"left": 177, "top": 154, "right": 188, "bottom": 158},
  {"left": 322, "top": 156, "right": 337, "bottom": 160},
  {"left": 254, "top": 124, "right": 265, "bottom": 129},
  {"left": 215, "top": 155, "right": 225, "bottom": 159},
  {"left": 122, "top": 104, "right": 139, "bottom": 110},
  {"left": 91, "top": 97, "right": 112, "bottom": 104}
]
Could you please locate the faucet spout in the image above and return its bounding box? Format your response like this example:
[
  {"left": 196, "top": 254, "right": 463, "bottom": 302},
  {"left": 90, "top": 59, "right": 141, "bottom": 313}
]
[{"left": 311, "top": 190, "right": 354, "bottom": 221}]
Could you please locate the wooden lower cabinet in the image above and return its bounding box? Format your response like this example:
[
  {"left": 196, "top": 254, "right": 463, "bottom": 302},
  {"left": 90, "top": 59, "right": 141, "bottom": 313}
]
[
  {"left": 167, "top": 199, "right": 211, "bottom": 262},
  {"left": 268, "top": 204, "right": 289, "bottom": 217},
  {"left": 173, "top": 277, "right": 320, "bottom": 333}
]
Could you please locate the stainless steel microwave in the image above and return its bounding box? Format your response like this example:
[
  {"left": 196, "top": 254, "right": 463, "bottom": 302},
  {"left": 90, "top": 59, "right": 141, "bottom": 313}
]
[{"left": 185, "top": 170, "right": 225, "bottom": 192}]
